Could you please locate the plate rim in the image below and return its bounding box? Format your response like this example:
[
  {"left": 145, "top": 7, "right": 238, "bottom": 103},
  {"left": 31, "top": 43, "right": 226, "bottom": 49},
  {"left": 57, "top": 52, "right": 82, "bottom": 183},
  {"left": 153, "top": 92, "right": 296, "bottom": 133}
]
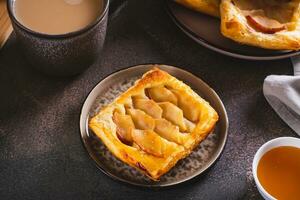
[
  {"left": 79, "top": 64, "right": 229, "bottom": 187},
  {"left": 165, "top": 0, "right": 300, "bottom": 61}
]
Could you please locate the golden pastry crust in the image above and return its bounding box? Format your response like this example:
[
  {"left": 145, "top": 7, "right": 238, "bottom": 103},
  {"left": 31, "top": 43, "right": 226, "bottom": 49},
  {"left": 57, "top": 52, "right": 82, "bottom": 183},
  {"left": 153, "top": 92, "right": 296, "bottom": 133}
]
[
  {"left": 89, "top": 67, "right": 218, "bottom": 180},
  {"left": 220, "top": 0, "right": 300, "bottom": 50},
  {"left": 175, "top": 0, "right": 220, "bottom": 17}
]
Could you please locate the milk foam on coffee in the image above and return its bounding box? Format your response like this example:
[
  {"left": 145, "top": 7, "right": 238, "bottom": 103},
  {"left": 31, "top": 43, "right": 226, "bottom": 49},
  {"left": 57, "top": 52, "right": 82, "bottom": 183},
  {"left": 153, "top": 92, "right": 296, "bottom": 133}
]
[{"left": 14, "top": 0, "right": 103, "bottom": 35}]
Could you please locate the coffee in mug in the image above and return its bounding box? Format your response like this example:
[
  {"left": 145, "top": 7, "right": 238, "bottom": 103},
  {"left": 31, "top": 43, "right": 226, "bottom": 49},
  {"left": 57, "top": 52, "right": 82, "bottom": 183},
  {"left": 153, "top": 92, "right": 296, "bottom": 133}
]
[{"left": 14, "top": 0, "right": 103, "bottom": 35}]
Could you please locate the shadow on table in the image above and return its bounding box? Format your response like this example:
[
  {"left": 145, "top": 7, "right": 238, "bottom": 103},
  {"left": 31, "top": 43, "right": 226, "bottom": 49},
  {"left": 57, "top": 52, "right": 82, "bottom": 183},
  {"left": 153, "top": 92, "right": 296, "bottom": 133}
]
[{"left": 0, "top": 34, "right": 75, "bottom": 127}]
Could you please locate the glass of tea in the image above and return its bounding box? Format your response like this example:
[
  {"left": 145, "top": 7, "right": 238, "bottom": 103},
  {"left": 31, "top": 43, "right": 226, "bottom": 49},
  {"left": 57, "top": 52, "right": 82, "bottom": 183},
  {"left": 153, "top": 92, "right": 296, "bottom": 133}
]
[
  {"left": 253, "top": 137, "right": 300, "bottom": 200},
  {"left": 7, "top": 0, "right": 109, "bottom": 76}
]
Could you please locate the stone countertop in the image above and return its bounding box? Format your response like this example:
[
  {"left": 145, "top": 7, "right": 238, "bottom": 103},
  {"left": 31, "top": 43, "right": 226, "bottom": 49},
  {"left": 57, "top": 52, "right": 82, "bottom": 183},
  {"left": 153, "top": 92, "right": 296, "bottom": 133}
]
[{"left": 0, "top": 1, "right": 297, "bottom": 200}]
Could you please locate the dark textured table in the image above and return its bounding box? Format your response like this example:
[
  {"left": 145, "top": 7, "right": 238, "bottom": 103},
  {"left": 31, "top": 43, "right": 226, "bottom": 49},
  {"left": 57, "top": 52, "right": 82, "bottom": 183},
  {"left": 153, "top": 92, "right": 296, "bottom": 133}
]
[{"left": 0, "top": 1, "right": 297, "bottom": 199}]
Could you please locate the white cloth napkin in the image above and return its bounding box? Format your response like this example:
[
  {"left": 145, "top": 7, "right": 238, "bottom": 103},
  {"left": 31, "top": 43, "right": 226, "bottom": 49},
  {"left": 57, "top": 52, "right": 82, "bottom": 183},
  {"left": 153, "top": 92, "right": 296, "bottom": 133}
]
[{"left": 263, "top": 58, "right": 300, "bottom": 136}]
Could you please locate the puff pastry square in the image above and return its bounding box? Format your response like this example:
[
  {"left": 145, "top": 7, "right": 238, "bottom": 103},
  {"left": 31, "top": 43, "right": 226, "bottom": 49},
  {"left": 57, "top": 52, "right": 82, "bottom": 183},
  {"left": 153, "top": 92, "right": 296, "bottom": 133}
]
[
  {"left": 89, "top": 67, "right": 218, "bottom": 180},
  {"left": 221, "top": 0, "right": 300, "bottom": 50}
]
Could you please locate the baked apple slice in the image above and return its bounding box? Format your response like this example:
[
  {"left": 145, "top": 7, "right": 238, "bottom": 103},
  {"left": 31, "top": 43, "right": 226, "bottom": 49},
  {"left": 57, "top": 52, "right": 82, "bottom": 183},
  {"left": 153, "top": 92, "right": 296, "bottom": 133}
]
[
  {"left": 158, "top": 102, "right": 186, "bottom": 131},
  {"left": 147, "top": 86, "right": 178, "bottom": 105},
  {"left": 112, "top": 111, "right": 134, "bottom": 145},
  {"left": 154, "top": 119, "right": 186, "bottom": 145},
  {"left": 126, "top": 108, "right": 155, "bottom": 130},
  {"left": 171, "top": 89, "right": 201, "bottom": 122},
  {"left": 132, "top": 129, "right": 166, "bottom": 157},
  {"left": 246, "top": 13, "right": 286, "bottom": 34},
  {"left": 132, "top": 98, "right": 163, "bottom": 119}
]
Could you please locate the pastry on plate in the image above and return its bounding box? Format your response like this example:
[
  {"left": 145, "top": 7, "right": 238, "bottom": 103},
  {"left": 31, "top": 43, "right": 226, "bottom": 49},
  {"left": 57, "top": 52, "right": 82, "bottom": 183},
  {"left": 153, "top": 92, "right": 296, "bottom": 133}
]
[
  {"left": 220, "top": 0, "right": 300, "bottom": 50},
  {"left": 175, "top": 0, "right": 220, "bottom": 17},
  {"left": 89, "top": 67, "right": 219, "bottom": 180}
]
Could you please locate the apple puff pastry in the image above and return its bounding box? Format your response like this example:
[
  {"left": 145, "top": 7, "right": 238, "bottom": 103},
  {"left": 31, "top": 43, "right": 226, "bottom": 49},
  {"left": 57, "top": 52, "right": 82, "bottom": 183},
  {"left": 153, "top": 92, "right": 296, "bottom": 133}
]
[
  {"left": 89, "top": 67, "right": 218, "bottom": 180},
  {"left": 221, "top": 0, "right": 300, "bottom": 50},
  {"left": 175, "top": 0, "right": 220, "bottom": 17}
]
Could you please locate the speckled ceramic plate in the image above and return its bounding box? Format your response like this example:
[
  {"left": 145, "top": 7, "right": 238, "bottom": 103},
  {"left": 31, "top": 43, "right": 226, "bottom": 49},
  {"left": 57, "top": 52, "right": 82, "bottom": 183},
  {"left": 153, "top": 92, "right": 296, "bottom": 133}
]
[
  {"left": 166, "top": 0, "right": 300, "bottom": 60},
  {"left": 80, "top": 64, "right": 228, "bottom": 187}
]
